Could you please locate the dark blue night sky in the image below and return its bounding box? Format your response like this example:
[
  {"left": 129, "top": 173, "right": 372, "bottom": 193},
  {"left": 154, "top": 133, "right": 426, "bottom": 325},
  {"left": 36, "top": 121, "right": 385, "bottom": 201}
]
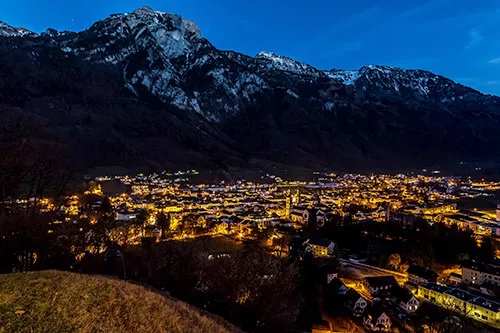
[{"left": 2, "top": 0, "right": 500, "bottom": 95}]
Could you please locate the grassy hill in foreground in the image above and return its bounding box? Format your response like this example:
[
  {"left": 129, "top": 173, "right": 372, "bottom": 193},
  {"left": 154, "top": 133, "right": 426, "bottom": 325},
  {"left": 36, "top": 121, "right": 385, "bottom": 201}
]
[{"left": 0, "top": 270, "right": 242, "bottom": 333}]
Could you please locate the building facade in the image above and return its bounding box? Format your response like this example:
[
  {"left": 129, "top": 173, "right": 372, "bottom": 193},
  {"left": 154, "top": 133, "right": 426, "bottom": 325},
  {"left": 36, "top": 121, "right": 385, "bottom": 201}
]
[
  {"left": 418, "top": 283, "right": 500, "bottom": 327},
  {"left": 462, "top": 262, "right": 500, "bottom": 287},
  {"left": 305, "top": 238, "right": 335, "bottom": 257},
  {"left": 407, "top": 265, "right": 438, "bottom": 286}
]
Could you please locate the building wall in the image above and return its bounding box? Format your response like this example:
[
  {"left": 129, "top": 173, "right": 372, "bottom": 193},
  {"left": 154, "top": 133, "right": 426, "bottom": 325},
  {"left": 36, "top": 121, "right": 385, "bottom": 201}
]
[
  {"left": 462, "top": 267, "right": 481, "bottom": 284},
  {"left": 364, "top": 314, "right": 391, "bottom": 331},
  {"left": 417, "top": 286, "right": 443, "bottom": 304},
  {"left": 401, "top": 297, "right": 420, "bottom": 313},
  {"left": 466, "top": 302, "right": 500, "bottom": 325},
  {"left": 329, "top": 242, "right": 335, "bottom": 251},
  {"left": 418, "top": 285, "right": 500, "bottom": 327},
  {"left": 310, "top": 245, "right": 328, "bottom": 257},
  {"left": 462, "top": 267, "right": 500, "bottom": 286},
  {"left": 408, "top": 274, "right": 427, "bottom": 285},
  {"left": 116, "top": 213, "right": 137, "bottom": 221}
]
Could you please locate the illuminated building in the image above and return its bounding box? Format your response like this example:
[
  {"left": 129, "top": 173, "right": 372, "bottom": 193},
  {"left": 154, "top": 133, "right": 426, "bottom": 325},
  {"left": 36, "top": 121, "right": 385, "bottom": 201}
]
[
  {"left": 284, "top": 188, "right": 300, "bottom": 219},
  {"left": 418, "top": 283, "right": 500, "bottom": 327},
  {"left": 462, "top": 261, "right": 500, "bottom": 287},
  {"left": 363, "top": 304, "right": 392, "bottom": 331},
  {"left": 407, "top": 265, "right": 438, "bottom": 286},
  {"left": 305, "top": 238, "right": 335, "bottom": 257}
]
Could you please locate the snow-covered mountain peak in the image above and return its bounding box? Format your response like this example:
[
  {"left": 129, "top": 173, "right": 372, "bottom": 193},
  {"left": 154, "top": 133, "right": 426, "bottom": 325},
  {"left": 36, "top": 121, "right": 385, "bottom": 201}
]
[
  {"left": 52, "top": 6, "right": 203, "bottom": 66},
  {"left": 255, "top": 51, "right": 319, "bottom": 76},
  {"left": 120, "top": 7, "right": 202, "bottom": 41},
  {"left": 132, "top": 5, "right": 157, "bottom": 15},
  {"left": 325, "top": 69, "right": 361, "bottom": 85},
  {"left": 362, "top": 64, "right": 395, "bottom": 71},
  {"left": 0, "top": 21, "right": 36, "bottom": 37}
]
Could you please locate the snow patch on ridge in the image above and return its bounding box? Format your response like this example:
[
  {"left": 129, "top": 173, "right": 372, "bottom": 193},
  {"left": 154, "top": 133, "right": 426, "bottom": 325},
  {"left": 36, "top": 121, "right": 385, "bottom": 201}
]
[
  {"left": 324, "top": 102, "right": 335, "bottom": 111},
  {"left": 287, "top": 89, "right": 299, "bottom": 99},
  {"left": 255, "top": 51, "right": 319, "bottom": 77},
  {"left": 326, "top": 70, "right": 360, "bottom": 85},
  {"left": 0, "top": 21, "right": 37, "bottom": 37}
]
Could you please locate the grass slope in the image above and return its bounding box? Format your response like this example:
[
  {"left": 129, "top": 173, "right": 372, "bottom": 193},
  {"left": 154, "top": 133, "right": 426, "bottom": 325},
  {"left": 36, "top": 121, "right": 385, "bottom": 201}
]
[{"left": 0, "top": 270, "right": 241, "bottom": 333}]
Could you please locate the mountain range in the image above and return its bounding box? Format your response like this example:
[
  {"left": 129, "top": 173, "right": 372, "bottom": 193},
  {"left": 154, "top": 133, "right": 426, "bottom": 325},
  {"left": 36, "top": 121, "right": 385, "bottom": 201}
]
[{"left": 1, "top": 6, "right": 500, "bottom": 176}]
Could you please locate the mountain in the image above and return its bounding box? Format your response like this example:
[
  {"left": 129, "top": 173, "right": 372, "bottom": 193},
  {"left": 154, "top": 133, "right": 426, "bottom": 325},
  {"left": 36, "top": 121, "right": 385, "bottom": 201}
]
[
  {"left": 0, "top": 21, "right": 36, "bottom": 37},
  {"left": 1, "top": 6, "right": 500, "bottom": 175}
]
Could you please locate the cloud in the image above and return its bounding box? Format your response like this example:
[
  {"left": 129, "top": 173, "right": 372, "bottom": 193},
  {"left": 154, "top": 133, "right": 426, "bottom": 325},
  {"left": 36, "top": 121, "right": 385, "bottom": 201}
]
[
  {"left": 395, "top": 0, "right": 450, "bottom": 19},
  {"left": 465, "top": 28, "right": 483, "bottom": 49},
  {"left": 489, "top": 57, "right": 500, "bottom": 64},
  {"left": 486, "top": 80, "right": 500, "bottom": 85}
]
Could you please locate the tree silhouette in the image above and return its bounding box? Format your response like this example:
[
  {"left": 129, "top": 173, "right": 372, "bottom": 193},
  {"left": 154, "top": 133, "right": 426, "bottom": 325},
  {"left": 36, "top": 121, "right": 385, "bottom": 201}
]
[
  {"left": 99, "top": 197, "right": 113, "bottom": 217},
  {"left": 157, "top": 212, "right": 170, "bottom": 239},
  {"left": 135, "top": 209, "right": 150, "bottom": 237},
  {"left": 388, "top": 253, "right": 402, "bottom": 270},
  {"left": 478, "top": 237, "right": 495, "bottom": 263}
]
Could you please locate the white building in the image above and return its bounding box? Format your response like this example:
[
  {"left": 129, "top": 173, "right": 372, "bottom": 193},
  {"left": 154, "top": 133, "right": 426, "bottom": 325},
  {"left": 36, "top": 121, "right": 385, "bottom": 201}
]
[
  {"left": 462, "top": 262, "right": 500, "bottom": 287},
  {"left": 116, "top": 211, "right": 137, "bottom": 221}
]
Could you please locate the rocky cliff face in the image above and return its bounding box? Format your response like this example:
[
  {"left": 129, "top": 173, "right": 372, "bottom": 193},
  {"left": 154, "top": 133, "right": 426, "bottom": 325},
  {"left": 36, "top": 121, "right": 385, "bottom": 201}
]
[
  {"left": 0, "top": 21, "right": 36, "bottom": 37},
  {"left": 1, "top": 6, "right": 500, "bottom": 174}
]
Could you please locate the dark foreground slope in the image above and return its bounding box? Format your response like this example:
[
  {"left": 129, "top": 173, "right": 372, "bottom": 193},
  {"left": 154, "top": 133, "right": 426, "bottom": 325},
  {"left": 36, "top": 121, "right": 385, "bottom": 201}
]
[
  {"left": 1, "top": 6, "right": 500, "bottom": 174},
  {"left": 0, "top": 270, "right": 242, "bottom": 333}
]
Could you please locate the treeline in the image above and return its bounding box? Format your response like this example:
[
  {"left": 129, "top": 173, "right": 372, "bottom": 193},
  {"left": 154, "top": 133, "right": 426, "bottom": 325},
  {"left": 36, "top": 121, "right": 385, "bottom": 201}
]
[
  {"left": 0, "top": 110, "right": 75, "bottom": 272},
  {"left": 0, "top": 204, "right": 305, "bottom": 332},
  {"left": 319, "top": 216, "right": 496, "bottom": 267}
]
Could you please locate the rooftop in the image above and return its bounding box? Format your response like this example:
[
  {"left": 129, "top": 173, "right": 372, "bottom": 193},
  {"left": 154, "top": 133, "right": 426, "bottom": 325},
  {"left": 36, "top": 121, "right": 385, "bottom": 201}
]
[
  {"left": 307, "top": 237, "right": 333, "bottom": 247},
  {"left": 407, "top": 265, "right": 438, "bottom": 281},
  {"left": 420, "top": 283, "right": 449, "bottom": 293},
  {"left": 463, "top": 261, "right": 500, "bottom": 277},
  {"left": 364, "top": 276, "right": 398, "bottom": 287}
]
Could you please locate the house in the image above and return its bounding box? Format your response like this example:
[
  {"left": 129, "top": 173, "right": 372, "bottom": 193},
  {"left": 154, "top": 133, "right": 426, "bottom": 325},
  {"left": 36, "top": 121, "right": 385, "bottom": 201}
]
[
  {"left": 317, "top": 262, "right": 339, "bottom": 285},
  {"left": 116, "top": 210, "right": 138, "bottom": 221},
  {"left": 215, "top": 221, "right": 228, "bottom": 234},
  {"left": 290, "top": 207, "right": 328, "bottom": 227},
  {"left": 364, "top": 303, "right": 392, "bottom": 331},
  {"left": 468, "top": 281, "right": 498, "bottom": 298},
  {"left": 316, "top": 209, "right": 326, "bottom": 227},
  {"left": 290, "top": 207, "right": 308, "bottom": 224},
  {"left": 418, "top": 283, "right": 500, "bottom": 327},
  {"left": 392, "top": 286, "right": 420, "bottom": 313},
  {"left": 462, "top": 261, "right": 500, "bottom": 287},
  {"left": 81, "top": 194, "right": 103, "bottom": 212},
  {"left": 144, "top": 225, "right": 161, "bottom": 241},
  {"left": 362, "top": 276, "right": 398, "bottom": 297},
  {"left": 345, "top": 288, "right": 369, "bottom": 315},
  {"left": 449, "top": 272, "right": 462, "bottom": 285},
  {"left": 327, "top": 278, "right": 348, "bottom": 295},
  {"left": 327, "top": 272, "right": 339, "bottom": 284},
  {"left": 407, "top": 265, "right": 438, "bottom": 286},
  {"left": 315, "top": 209, "right": 333, "bottom": 227},
  {"left": 305, "top": 238, "right": 335, "bottom": 257}
]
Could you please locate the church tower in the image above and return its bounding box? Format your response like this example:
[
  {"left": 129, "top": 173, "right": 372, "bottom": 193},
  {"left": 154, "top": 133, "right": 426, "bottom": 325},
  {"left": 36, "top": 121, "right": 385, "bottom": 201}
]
[
  {"left": 291, "top": 188, "right": 300, "bottom": 206},
  {"left": 285, "top": 188, "right": 300, "bottom": 219},
  {"left": 285, "top": 194, "right": 291, "bottom": 219},
  {"left": 496, "top": 203, "right": 500, "bottom": 222}
]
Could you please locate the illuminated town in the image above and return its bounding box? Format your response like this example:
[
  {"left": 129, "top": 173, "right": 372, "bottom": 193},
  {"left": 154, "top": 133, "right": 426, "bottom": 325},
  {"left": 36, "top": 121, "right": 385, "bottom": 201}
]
[
  {"left": 3, "top": 1, "right": 500, "bottom": 331},
  {"left": 24, "top": 170, "right": 500, "bottom": 331}
]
